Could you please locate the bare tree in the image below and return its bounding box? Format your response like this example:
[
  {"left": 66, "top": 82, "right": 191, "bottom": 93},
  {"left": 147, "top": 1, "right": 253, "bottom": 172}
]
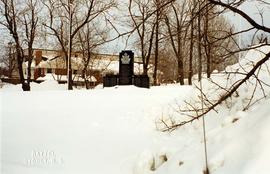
[
  {"left": 188, "top": 0, "right": 196, "bottom": 85},
  {"left": 0, "top": 42, "right": 16, "bottom": 78},
  {"left": 165, "top": 0, "right": 188, "bottom": 85},
  {"left": 197, "top": 0, "right": 203, "bottom": 82},
  {"left": 23, "top": 0, "right": 38, "bottom": 88},
  {"left": 0, "top": 0, "right": 39, "bottom": 91},
  {"left": 43, "top": 0, "right": 116, "bottom": 90},
  {"left": 159, "top": 0, "right": 270, "bottom": 131},
  {"left": 203, "top": 1, "right": 211, "bottom": 78},
  {"left": 148, "top": 0, "right": 238, "bottom": 85},
  {"left": 152, "top": 0, "right": 161, "bottom": 86},
  {"left": 128, "top": 0, "right": 156, "bottom": 76},
  {"left": 75, "top": 20, "right": 110, "bottom": 89}
]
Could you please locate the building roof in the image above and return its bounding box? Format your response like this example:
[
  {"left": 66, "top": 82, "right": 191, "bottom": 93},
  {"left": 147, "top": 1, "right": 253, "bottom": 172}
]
[{"left": 26, "top": 49, "right": 145, "bottom": 74}]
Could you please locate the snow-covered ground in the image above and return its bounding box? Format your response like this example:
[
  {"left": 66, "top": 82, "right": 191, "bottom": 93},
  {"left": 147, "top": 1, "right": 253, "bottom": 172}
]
[
  {"left": 1, "top": 85, "right": 193, "bottom": 174},
  {"left": 1, "top": 45, "right": 270, "bottom": 174}
]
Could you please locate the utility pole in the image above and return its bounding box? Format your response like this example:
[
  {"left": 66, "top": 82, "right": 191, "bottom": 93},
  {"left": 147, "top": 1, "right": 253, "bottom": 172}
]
[{"left": 68, "top": 0, "right": 73, "bottom": 90}]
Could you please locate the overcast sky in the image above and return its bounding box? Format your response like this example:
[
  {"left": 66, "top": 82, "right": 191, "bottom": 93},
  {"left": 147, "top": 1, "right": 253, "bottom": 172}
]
[
  {"left": 103, "top": 0, "right": 270, "bottom": 54},
  {"left": 1, "top": 0, "right": 270, "bottom": 55},
  {"left": 224, "top": 0, "right": 270, "bottom": 46}
]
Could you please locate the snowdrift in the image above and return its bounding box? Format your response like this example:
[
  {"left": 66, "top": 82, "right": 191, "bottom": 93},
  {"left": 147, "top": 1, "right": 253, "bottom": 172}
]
[{"left": 1, "top": 45, "right": 270, "bottom": 174}]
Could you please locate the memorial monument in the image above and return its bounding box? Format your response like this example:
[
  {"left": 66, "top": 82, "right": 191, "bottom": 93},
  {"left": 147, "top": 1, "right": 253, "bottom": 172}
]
[{"left": 103, "top": 50, "right": 149, "bottom": 88}]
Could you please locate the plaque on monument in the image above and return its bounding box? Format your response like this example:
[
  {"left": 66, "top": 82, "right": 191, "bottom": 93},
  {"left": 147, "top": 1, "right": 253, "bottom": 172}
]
[{"left": 119, "top": 50, "right": 134, "bottom": 85}]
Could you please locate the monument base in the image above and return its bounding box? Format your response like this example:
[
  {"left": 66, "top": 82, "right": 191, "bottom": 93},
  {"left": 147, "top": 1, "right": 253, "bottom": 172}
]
[{"left": 103, "top": 75, "right": 149, "bottom": 88}]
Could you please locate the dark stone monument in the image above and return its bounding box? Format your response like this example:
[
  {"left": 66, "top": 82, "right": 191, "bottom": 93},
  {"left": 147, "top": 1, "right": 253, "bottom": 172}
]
[
  {"left": 133, "top": 75, "right": 150, "bottom": 88},
  {"left": 103, "top": 74, "right": 118, "bottom": 87},
  {"left": 119, "top": 50, "right": 134, "bottom": 85},
  {"left": 103, "top": 50, "right": 150, "bottom": 88}
]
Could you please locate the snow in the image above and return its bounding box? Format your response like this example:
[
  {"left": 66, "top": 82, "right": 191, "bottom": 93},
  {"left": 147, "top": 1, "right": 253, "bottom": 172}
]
[
  {"left": 1, "top": 85, "right": 192, "bottom": 174},
  {"left": 1, "top": 80, "right": 67, "bottom": 91},
  {"left": 36, "top": 74, "right": 97, "bottom": 83},
  {"left": 1, "top": 45, "right": 270, "bottom": 174},
  {"left": 36, "top": 74, "right": 56, "bottom": 81}
]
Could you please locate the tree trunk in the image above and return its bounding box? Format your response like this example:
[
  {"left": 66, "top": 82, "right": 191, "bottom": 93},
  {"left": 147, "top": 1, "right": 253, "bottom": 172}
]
[
  {"left": 27, "top": 48, "right": 33, "bottom": 87},
  {"left": 153, "top": 0, "right": 159, "bottom": 86},
  {"left": 14, "top": 34, "right": 30, "bottom": 91},
  {"left": 153, "top": 25, "right": 159, "bottom": 85},
  {"left": 143, "top": 63, "right": 148, "bottom": 75},
  {"left": 197, "top": 1, "right": 202, "bottom": 82},
  {"left": 177, "top": 56, "right": 184, "bottom": 85},
  {"left": 68, "top": 2, "right": 73, "bottom": 90},
  {"left": 204, "top": 3, "right": 211, "bottom": 78},
  {"left": 16, "top": 47, "right": 30, "bottom": 91},
  {"left": 188, "top": 5, "right": 194, "bottom": 85}
]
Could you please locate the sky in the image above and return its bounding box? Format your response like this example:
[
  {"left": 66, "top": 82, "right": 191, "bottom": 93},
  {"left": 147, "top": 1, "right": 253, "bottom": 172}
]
[
  {"left": 0, "top": 0, "right": 270, "bottom": 55},
  {"left": 224, "top": 0, "right": 270, "bottom": 46},
  {"left": 103, "top": 0, "right": 270, "bottom": 54}
]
